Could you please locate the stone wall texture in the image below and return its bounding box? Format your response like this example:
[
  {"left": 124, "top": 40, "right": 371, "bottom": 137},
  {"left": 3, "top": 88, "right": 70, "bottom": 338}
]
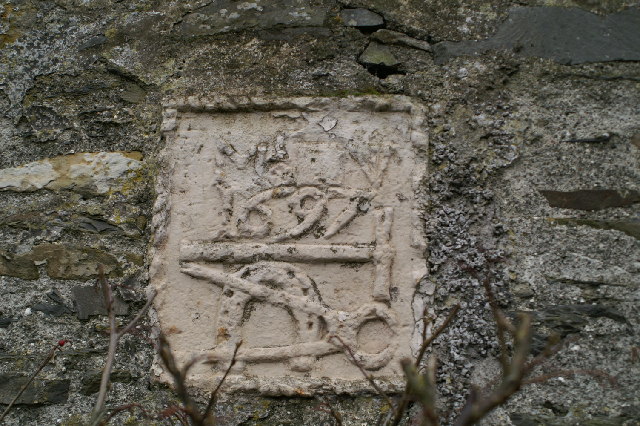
[{"left": 0, "top": 0, "right": 638, "bottom": 424}]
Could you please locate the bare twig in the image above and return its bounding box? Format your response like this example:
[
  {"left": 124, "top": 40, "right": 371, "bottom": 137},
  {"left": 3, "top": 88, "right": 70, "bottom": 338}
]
[
  {"left": 100, "top": 402, "right": 193, "bottom": 426},
  {"left": 202, "top": 340, "right": 242, "bottom": 421},
  {"left": 415, "top": 304, "right": 461, "bottom": 369},
  {"left": 401, "top": 357, "right": 439, "bottom": 426},
  {"left": 480, "top": 276, "right": 512, "bottom": 373},
  {"left": 454, "top": 313, "right": 532, "bottom": 426},
  {"left": 330, "top": 335, "right": 394, "bottom": 409},
  {"left": 90, "top": 266, "right": 156, "bottom": 426},
  {"left": 158, "top": 334, "right": 204, "bottom": 424},
  {"left": 0, "top": 340, "right": 68, "bottom": 423},
  {"left": 158, "top": 334, "right": 242, "bottom": 426},
  {"left": 389, "top": 304, "right": 460, "bottom": 426},
  {"left": 316, "top": 397, "right": 344, "bottom": 426}
]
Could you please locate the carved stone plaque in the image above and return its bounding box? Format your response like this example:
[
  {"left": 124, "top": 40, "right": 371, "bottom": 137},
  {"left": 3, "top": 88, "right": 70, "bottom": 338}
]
[{"left": 151, "top": 97, "right": 428, "bottom": 395}]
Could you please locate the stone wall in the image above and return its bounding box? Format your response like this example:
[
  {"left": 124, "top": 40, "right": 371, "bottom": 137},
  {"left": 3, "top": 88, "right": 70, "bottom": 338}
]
[{"left": 0, "top": 0, "right": 638, "bottom": 424}]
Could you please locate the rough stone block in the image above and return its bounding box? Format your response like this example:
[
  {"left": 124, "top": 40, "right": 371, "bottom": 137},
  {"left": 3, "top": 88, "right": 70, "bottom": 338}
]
[
  {"left": 151, "top": 96, "right": 428, "bottom": 395},
  {"left": 434, "top": 6, "right": 640, "bottom": 65},
  {"left": 0, "top": 375, "right": 70, "bottom": 405}
]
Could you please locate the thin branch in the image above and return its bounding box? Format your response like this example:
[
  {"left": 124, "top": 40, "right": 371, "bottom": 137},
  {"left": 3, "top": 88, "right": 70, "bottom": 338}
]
[
  {"left": 480, "top": 277, "right": 512, "bottom": 373},
  {"left": 117, "top": 294, "right": 156, "bottom": 337},
  {"left": 100, "top": 403, "right": 156, "bottom": 425},
  {"left": 90, "top": 266, "right": 156, "bottom": 426},
  {"left": 203, "top": 340, "right": 242, "bottom": 421},
  {"left": 415, "top": 304, "right": 461, "bottom": 368},
  {"left": 0, "top": 340, "right": 68, "bottom": 423},
  {"left": 330, "top": 335, "right": 394, "bottom": 408},
  {"left": 388, "top": 304, "right": 460, "bottom": 426},
  {"left": 401, "top": 357, "right": 439, "bottom": 426},
  {"left": 316, "top": 397, "right": 344, "bottom": 426},
  {"left": 454, "top": 314, "right": 532, "bottom": 426},
  {"left": 100, "top": 403, "right": 192, "bottom": 426},
  {"left": 158, "top": 334, "right": 204, "bottom": 424}
]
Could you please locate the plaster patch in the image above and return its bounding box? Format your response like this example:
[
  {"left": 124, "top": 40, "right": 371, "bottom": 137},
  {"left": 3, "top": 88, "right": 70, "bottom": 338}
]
[{"left": 151, "top": 96, "right": 428, "bottom": 395}]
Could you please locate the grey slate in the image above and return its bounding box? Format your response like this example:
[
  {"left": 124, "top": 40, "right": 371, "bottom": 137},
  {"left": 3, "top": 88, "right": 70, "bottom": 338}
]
[
  {"left": 71, "top": 285, "right": 129, "bottom": 320},
  {"left": 340, "top": 8, "right": 384, "bottom": 27},
  {"left": 0, "top": 375, "right": 70, "bottom": 405},
  {"left": 434, "top": 6, "right": 640, "bottom": 65},
  {"left": 358, "top": 42, "right": 400, "bottom": 67}
]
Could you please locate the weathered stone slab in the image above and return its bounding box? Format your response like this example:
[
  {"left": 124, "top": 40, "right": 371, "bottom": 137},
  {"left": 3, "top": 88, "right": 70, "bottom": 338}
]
[
  {"left": 0, "top": 244, "right": 121, "bottom": 281},
  {"left": 339, "top": 9, "right": 384, "bottom": 28},
  {"left": 0, "top": 375, "right": 70, "bottom": 405},
  {"left": 175, "top": 0, "right": 330, "bottom": 37},
  {"left": 434, "top": 6, "right": 640, "bottom": 65},
  {"left": 540, "top": 189, "right": 640, "bottom": 211},
  {"left": 71, "top": 285, "right": 129, "bottom": 320},
  {"left": 151, "top": 96, "right": 428, "bottom": 395}
]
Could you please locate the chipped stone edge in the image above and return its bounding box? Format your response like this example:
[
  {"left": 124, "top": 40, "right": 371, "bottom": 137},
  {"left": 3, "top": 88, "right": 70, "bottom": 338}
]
[{"left": 150, "top": 96, "right": 430, "bottom": 395}]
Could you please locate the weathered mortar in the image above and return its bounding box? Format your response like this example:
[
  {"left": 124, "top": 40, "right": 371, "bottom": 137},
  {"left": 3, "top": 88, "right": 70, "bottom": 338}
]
[{"left": 0, "top": 0, "right": 638, "bottom": 424}]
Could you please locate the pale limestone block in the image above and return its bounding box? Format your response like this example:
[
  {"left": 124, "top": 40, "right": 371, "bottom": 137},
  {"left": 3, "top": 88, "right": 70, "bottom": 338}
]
[
  {"left": 151, "top": 96, "right": 428, "bottom": 395},
  {"left": 0, "top": 152, "right": 142, "bottom": 194},
  {"left": 0, "top": 161, "right": 58, "bottom": 191}
]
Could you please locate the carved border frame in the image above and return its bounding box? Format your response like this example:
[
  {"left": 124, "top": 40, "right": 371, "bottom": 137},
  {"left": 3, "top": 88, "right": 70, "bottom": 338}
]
[{"left": 150, "top": 96, "right": 429, "bottom": 395}]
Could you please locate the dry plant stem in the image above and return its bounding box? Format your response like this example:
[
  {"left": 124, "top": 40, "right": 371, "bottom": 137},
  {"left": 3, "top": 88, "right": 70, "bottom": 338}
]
[
  {"left": 388, "top": 304, "right": 460, "bottom": 426},
  {"left": 454, "top": 314, "right": 532, "bottom": 426},
  {"left": 158, "top": 334, "right": 204, "bottom": 424},
  {"left": 401, "top": 357, "right": 439, "bottom": 426},
  {"left": 481, "top": 277, "right": 511, "bottom": 372},
  {"left": 90, "top": 266, "right": 156, "bottom": 426},
  {"left": 100, "top": 403, "right": 156, "bottom": 425},
  {"left": 202, "top": 341, "right": 242, "bottom": 421},
  {"left": 415, "top": 304, "right": 461, "bottom": 369},
  {"left": 158, "top": 335, "right": 242, "bottom": 426},
  {"left": 330, "top": 335, "right": 394, "bottom": 409},
  {"left": 0, "top": 342, "right": 63, "bottom": 423},
  {"left": 316, "top": 397, "right": 344, "bottom": 426}
]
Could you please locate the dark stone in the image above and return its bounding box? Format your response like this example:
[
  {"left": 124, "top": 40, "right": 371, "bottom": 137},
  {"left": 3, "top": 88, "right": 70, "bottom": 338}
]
[
  {"left": 258, "top": 26, "right": 332, "bottom": 41},
  {"left": 509, "top": 413, "right": 557, "bottom": 425},
  {"left": 371, "top": 29, "right": 431, "bottom": 51},
  {"left": 76, "top": 217, "right": 120, "bottom": 234},
  {"left": 542, "top": 400, "right": 568, "bottom": 416},
  {"left": 80, "top": 369, "right": 134, "bottom": 395},
  {"left": 434, "top": 6, "right": 640, "bottom": 65},
  {"left": 540, "top": 190, "right": 640, "bottom": 211},
  {"left": 563, "top": 133, "right": 612, "bottom": 143},
  {"left": 0, "top": 375, "right": 70, "bottom": 405},
  {"left": 71, "top": 285, "right": 128, "bottom": 320},
  {"left": 0, "top": 250, "right": 39, "bottom": 280},
  {"left": 33, "top": 291, "right": 73, "bottom": 317},
  {"left": 32, "top": 303, "right": 68, "bottom": 316},
  {"left": 547, "top": 277, "right": 619, "bottom": 288},
  {"left": 549, "top": 218, "right": 640, "bottom": 239},
  {"left": 0, "top": 318, "right": 12, "bottom": 328},
  {"left": 527, "top": 304, "right": 628, "bottom": 353},
  {"left": 359, "top": 42, "right": 399, "bottom": 67},
  {"left": 78, "top": 35, "right": 107, "bottom": 50},
  {"left": 339, "top": 8, "right": 384, "bottom": 28},
  {"left": 176, "top": 0, "right": 329, "bottom": 37}
]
